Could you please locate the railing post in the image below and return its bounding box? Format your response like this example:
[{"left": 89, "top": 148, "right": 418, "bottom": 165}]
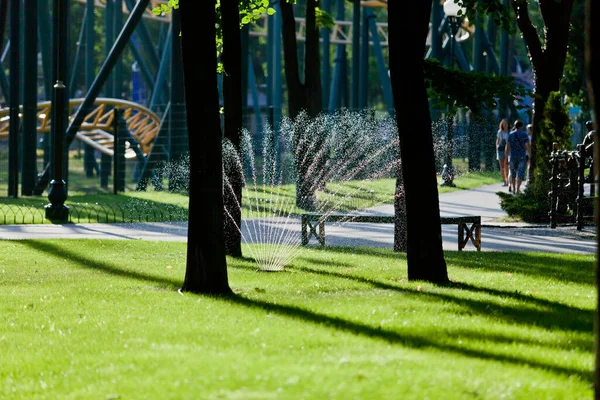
[
  {"left": 301, "top": 214, "right": 308, "bottom": 245},
  {"left": 113, "top": 109, "right": 126, "bottom": 193},
  {"left": 576, "top": 144, "right": 585, "bottom": 230},
  {"left": 589, "top": 151, "right": 596, "bottom": 199},
  {"left": 100, "top": 153, "right": 111, "bottom": 189},
  {"left": 549, "top": 142, "right": 559, "bottom": 229}
]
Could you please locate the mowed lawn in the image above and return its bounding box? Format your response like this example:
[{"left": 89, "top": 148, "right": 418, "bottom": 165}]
[{"left": 0, "top": 239, "right": 594, "bottom": 399}]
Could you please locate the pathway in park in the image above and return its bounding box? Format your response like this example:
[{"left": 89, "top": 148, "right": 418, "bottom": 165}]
[{"left": 0, "top": 182, "right": 596, "bottom": 254}]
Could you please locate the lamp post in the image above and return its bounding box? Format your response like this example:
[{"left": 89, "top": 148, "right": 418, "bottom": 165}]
[
  {"left": 45, "top": 0, "right": 69, "bottom": 221},
  {"left": 440, "top": 0, "right": 465, "bottom": 188}
]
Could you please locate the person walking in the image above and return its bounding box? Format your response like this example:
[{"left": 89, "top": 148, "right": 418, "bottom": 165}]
[
  {"left": 496, "top": 119, "right": 510, "bottom": 186},
  {"left": 582, "top": 120, "right": 596, "bottom": 182},
  {"left": 526, "top": 123, "right": 533, "bottom": 180},
  {"left": 582, "top": 120, "right": 596, "bottom": 157},
  {"left": 506, "top": 120, "right": 531, "bottom": 195}
]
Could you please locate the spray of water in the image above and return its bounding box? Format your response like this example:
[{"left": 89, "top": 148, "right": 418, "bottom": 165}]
[
  {"left": 131, "top": 110, "right": 494, "bottom": 271},
  {"left": 117, "top": 107, "right": 497, "bottom": 271},
  {"left": 224, "top": 109, "right": 404, "bottom": 271}
]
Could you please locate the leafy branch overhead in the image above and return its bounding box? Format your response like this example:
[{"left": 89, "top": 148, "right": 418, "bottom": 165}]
[
  {"left": 153, "top": 0, "right": 276, "bottom": 73},
  {"left": 457, "top": 0, "right": 515, "bottom": 33},
  {"left": 424, "top": 59, "right": 532, "bottom": 114}
]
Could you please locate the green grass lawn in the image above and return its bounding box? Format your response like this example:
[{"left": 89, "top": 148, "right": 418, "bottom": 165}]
[
  {"left": 0, "top": 240, "right": 593, "bottom": 399},
  {"left": 0, "top": 171, "right": 502, "bottom": 224}
]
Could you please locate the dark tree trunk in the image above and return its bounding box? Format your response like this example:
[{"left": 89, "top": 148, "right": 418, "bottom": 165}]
[
  {"left": 280, "top": 1, "right": 305, "bottom": 119},
  {"left": 221, "top": 0, "right": 243, "bottom": 257},
  {"left": 393, "top": 159, "right": 407, "bottom": 252},
  {"left": 510, "top": 0, "right": 574, "bottom": 184},
  {"left": 304, "top": 0, "right": 322, "bottom": 116},
  {"left": 280, "top": 0, "right": 322, "bottom": 211},
  {"left": 0, "top": 0, "right": 7, "bottom": 47},
  {"left": 178, "top": 0, "right": 231, "bottom": 295},
  {"left": 388, "top": 1, "right": 448, "bottom": 282},
  {"left": 585, "top": 0, "right": 600, "bottom": 395}
]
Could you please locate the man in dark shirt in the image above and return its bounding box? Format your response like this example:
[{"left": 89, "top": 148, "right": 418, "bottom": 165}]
[
  {"left": 582, "top": 120, "right": 596, "bottom": 182},
  {"left": 582, "top": 120, "right": 596, "bottom": 158},
  {"left": 506, "top": 120, "right": 531, "bottom": 195}
]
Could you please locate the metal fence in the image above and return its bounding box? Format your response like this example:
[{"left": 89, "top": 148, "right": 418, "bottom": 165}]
[{"left": 0, "top": 200, "right": 188, "bottom": 225}]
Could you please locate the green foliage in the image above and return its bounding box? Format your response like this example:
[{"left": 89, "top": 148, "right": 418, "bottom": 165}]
[
  {"left": 151, "top": 0, "right": 179, "bottom": 15},
  {"left": 424, "top": 59, "right": 532, "bottom": 115},
  {"left": 561, "top": 1, "right": 589, "bottom": 119},
  {"left": 152, "top": 0, "right": 275, "bottom": 30},
  {"left": 458, "top": 0, "right": 515, "bottom": 33},
  {"left": 532, "top": 91, "right": 573, "bottom": 194},
  {"left": 497, "top": 190, "right": 549, "bottom": 222},
  {"left": 153, "top": 0, "right": 275, "bottom": 74},
  {"left": 239, "top": 0, "right": 276, "bottom": 25},
  {"left": 315, "top": 7, "right": 335, "bottom": 29},
  {"left": 530, "top": 91, "right": 573, "bottom": 206}
]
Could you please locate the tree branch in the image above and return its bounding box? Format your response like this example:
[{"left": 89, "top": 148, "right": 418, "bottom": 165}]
[{"left": 510, "top": 0, "right": 543, "bottom": 71}]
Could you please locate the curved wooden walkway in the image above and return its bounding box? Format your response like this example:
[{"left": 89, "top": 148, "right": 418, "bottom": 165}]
[{"left": 0, "top": 98, "right": 161, "bottom": 160}]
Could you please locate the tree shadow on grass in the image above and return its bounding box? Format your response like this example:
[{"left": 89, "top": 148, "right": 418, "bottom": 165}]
[
  {"left": 21, "top": 240, "right": 181, "bottom": 290},
  {"left": 230, "top": 255, "right": 592, "bottom": 352},
  {"left": 444, "top": 251, "right": 594, "bottom": 286},
  {"left": 316, "top": 246, "right": 594, "bottom": 286},
  {"left": 309, "top": 246, "right": 407, "bottom": 260},
  {"left": 225, "top": 295, "right": 591, "bottom": 383},
  {"left": 287, "top": 263, "right": 593, "bottom": 334},
  {"left": 20, "top": 240, "right": 592, "bottom": 383}
]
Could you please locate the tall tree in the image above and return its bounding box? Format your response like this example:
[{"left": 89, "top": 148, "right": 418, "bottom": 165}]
[
  {"left": 221, "top": 0, "right": 244, "bottom": 257},
  {"left": 178, "top": 0, "right": 231, "bottom": 294},
  {"left": 584, "top": 0, "right": 599, "bottom": 394},
  {"left": 280, "top": 0, "right": 322, "bottom": 118},
  {"left": 388, "top": 1, "right": 449, "bottom": 282},
  {"left": 509, "top": 0, "right": 575, "bottom": 184},
  {"left": 280, "top": 0, "right": 323, "bottom": 210}
]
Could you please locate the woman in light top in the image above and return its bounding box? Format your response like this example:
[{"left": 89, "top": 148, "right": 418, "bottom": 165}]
[
  {"left": 526, "top": 124, "right": 533, "bottom": 180},
  {"left": 496, "top": 119, "right": 510, "bottom": 186}
]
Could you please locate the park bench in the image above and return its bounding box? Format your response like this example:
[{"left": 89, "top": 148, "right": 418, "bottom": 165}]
[{"left": 301, "top": 213, "right": 481, "bottom": 251}]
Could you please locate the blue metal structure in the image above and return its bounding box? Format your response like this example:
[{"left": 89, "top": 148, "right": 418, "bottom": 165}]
[{"left": 0, "top": 0, "right": 529, "bottom": 198}]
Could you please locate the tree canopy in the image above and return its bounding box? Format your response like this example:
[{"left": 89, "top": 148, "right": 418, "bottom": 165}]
[{"left": 424, "top": 59, "right": 532, "bottom": 114}]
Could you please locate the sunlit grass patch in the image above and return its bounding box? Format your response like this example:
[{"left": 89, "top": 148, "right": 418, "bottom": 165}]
[{"left": 0, "top": 240, "right": 593, "bottom": 399}]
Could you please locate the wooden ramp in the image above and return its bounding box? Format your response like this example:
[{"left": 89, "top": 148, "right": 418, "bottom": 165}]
[{"left": 0, "top": 98, "right": 162, "bottom": 160}]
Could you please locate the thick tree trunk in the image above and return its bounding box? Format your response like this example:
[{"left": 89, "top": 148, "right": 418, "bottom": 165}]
[
  {"left": 280, "top": 0, "right": 322, "bottom": 211},
  {"left": 280, "top": 1, "right": 305, "bottom": 119},
  {"left": 179, "top": 0, "right": 231, "bottom": 295},
  {"left": 222, "top": 0, "right": 243, "bottom": 257},
  {"left": 303, "top": 0, "right": 327, "bottom": 193},
  {"left": 0, "top": 0, "right": 7, "bottom": 47},
  {"left": 304, "top": 0, "right": 322, "bottom": 116},
  {"left": 388, "top": 1, "right": 448, "bottom": 282},
  {"left": 510, "top": 0, "right": 574, "bottom": 184},
  {"left": 393, "top": 160, "right": 407, "bottom": 252},
  {"left": 584, "top": 0, "right": 600, "bottom": 395}
]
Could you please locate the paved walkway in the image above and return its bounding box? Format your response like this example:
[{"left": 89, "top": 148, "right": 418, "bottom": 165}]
[{"left": 0, "top": 183, "right": 596, "bottom": 254}]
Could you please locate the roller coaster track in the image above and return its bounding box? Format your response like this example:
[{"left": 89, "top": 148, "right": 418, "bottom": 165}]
[
  {"left": 250, "top": 16, "right": 471, "bottom": 47},
  {"left": 73, "top": 0, "right": 172, "bottom": 23},
  {"left": 0, "top": 98, "right": 161, "bottom": 160},
  {"left": 73, "top": 0, "right": 470, "bottom": 47}
]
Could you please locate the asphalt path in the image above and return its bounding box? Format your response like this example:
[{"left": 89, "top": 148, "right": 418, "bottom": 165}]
[{"left": 0, "top": 183, "right": 596, "bottom": 254}]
